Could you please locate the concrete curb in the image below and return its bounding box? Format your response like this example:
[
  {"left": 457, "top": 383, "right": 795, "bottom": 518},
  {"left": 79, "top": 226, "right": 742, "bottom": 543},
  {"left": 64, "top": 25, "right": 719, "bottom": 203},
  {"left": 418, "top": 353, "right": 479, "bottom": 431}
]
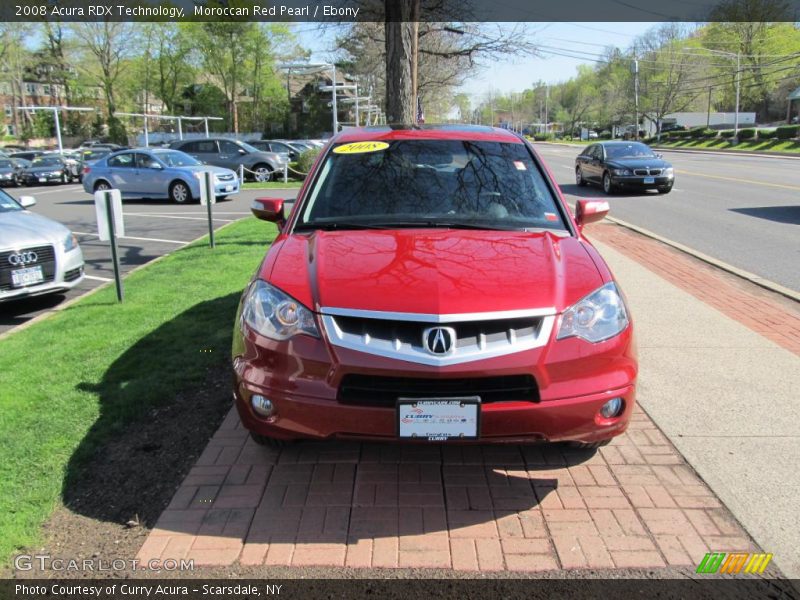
[
  {"left": 0, "top": 219, "right": 243, "bottom": 342},
  {"left": 603, "top": 215, "right": 800, "bottom": 303},
  {"left": 651, "top": 146, "right": 800, "bottom": 160}
]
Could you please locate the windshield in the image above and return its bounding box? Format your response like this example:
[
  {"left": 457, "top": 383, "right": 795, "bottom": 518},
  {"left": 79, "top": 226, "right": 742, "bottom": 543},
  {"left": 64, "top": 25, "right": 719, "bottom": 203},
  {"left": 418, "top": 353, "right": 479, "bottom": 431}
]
[
  {"left": 298, "top": 140, "right": 565, "bottom": 231},
  {"left": 605, "top": 143, "right": 656, "bottom": 159},
  {"left": 155, "top": 150, "right": 201, "bottom": 167},
  {"left": 32, "top": 156, "right": 62, "bottom": 167},
  {"left": 0, "top": 160, "right": 13, "bottom": 168},
  {"left": 238, "top": 141, "right": 260, "bottom": 153},
  {"left": 0, "top": 189, "right": 22, "bottom": 213}
]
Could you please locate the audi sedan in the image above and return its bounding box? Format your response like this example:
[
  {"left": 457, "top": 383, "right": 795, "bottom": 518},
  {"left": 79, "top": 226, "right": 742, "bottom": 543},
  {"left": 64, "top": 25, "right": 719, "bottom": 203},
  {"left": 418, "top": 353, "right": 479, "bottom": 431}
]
[
  {"left": 575, "top": 141, "right": 674, "bottom": 194},
  {"left": 232, "top": 125, "right": 637, "bottom": 448},
  {"left": 0, "top": 189, "right": 84, "bottom": 302},
  {"left": 82, "top": 148, "right": 240, "bottom": 203}
]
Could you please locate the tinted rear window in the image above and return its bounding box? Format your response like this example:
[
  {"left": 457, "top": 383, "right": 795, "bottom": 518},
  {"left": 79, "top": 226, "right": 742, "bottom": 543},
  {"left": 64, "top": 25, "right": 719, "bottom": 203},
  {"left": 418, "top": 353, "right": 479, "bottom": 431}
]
[{"left": 299, "top": 140, "right": 565, "bottom": 231}]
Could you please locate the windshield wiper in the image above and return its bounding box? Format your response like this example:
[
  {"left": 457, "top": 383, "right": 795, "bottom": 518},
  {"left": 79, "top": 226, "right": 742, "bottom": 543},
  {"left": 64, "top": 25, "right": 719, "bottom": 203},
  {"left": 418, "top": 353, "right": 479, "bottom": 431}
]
[
  {"left": 379, "top": 220, "right": 522, "bottom": 231},
  {"left": 294, "top": 222, "right": 394, "bottom": 231}
]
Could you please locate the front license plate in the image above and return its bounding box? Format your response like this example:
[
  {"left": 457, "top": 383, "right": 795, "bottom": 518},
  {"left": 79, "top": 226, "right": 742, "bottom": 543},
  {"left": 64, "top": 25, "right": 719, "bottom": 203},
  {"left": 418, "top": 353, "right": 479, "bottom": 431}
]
[
  {"left": 38, "top": 177, "right": 47, "bottom": 183},
  {"left": 225, "top": 184, "right": 233, "bottom": 191},
  {"left": 397, "top": 397, "right": 480, "bottom": 441},
  {"left": 643, "top": 177, "right": 655, "bottom": 184},
  {"left": 11, "top": 265, "right": 44, "bottom": 287}
]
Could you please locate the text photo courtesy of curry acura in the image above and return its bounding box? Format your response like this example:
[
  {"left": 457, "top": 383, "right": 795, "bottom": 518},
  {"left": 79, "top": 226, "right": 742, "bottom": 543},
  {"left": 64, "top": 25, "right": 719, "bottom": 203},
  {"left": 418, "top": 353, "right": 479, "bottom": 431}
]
[
  {"left": 169, "top": 137, "right": 287, "bottom": 183},
  {"left": 82, "top": 148, "right": 240, "bottom": 203},
  {"left": 575, "top": 141, "right": 675, "bottom": 195},
  {"left": 0, "top": 188, "right": 84, "bottom": 302},
  {"left": 232, "top": 125, "right": 636, "bottom": 448}
]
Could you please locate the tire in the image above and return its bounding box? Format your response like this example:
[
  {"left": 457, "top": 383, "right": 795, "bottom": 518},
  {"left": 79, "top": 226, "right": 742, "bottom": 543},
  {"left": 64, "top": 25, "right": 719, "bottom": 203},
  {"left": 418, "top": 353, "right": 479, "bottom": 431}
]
[
  {"left": 657, "top": 185, "right": 673, "bottom": 194},
  {"left": 602, "top": 172, "right": 615, "bottom": 195},
  {"left": 576, "top": 166, "right": 587, "bottom": 187},
  {"left": 568, "top": 439, "right": 612, "bottom": 450},
  {"left": 249, "top": 431, "right": 289, "bottom": 449},
  {"left": 169, "top": 180, "right": 192, "bottom": 204},
  {"left": 252, "top": 164, "right": 272, "bottom": 183},
  {"left": 94, "top": 180, "right": 111, "bottom": 192}
]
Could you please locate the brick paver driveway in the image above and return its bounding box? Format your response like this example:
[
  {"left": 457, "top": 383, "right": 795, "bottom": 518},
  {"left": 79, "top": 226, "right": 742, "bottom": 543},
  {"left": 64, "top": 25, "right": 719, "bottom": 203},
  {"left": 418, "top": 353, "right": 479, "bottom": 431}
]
[{"left": 137, "top": 405, "right": 755, "bottom": 571}]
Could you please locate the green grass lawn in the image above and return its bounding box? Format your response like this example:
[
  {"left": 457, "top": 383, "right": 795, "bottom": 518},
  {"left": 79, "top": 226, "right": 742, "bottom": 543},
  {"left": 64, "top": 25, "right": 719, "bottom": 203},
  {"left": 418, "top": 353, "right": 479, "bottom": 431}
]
[
  {"left": 653, "top": 138, "right": 800, "bottom": 154},
  {"left": 243, "top": 180, "right": 303, "bottom": 190},
  {"left": 0, "top": 218, "right": 275, "bottom": 564}
]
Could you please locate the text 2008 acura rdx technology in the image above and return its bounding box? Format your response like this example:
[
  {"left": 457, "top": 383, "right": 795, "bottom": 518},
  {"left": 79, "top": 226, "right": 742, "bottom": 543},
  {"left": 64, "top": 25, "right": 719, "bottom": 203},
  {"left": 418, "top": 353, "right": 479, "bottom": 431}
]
[{"left": 232, "top": 125, "right": 636, "bottom": 447}]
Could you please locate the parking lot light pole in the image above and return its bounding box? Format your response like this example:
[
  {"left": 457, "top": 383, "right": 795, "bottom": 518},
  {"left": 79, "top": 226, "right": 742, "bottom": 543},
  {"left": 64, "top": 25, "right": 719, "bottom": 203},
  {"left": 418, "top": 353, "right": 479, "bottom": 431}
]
[
  {"left": 17, "top": 106, "right": 95, "bottom": 154},
  {"left": 279, "top": 62, "right": 343, "bottom": 135}
]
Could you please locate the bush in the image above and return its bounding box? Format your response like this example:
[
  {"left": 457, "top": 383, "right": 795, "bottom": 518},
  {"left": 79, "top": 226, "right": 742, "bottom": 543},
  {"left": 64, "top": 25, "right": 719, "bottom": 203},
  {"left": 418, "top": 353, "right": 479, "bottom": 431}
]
[
  {"left": 738, "top": 128, "right": 756, "bottom": 140},
  {"left": 719, "top": 129, "right": 736, "bottom": 138},
  {"left": 669, "top": 130, "right": 692, "bottom": 139},
  {"left": 688, "top": 127, "right": 716, "bottom": 138},
  {"left": 774, "top": 125, "right": 800, "bottom": 140},
  {"left": 532, "top": 133, "right": 554, "bottom": 141},
  {"left": 295, "top": 147, "right": 321, "bottom": 174}
]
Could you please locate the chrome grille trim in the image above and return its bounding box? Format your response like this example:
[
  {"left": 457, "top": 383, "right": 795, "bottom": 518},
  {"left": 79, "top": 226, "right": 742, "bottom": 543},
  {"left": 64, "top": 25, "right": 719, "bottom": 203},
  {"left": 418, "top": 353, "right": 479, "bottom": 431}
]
[{"left": 320, "top": 307, "right": 556, "bottom": 366}]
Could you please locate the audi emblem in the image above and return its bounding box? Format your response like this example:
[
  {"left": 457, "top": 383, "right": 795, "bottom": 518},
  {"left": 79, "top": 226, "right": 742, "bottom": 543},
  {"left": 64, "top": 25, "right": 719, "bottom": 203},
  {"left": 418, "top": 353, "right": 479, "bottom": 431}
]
[
  {"left": 8, "top": 251, "right": 38, "bottom": 266},
  {"left": 422, "top": 326, "right": 456, "bottom": 356}
]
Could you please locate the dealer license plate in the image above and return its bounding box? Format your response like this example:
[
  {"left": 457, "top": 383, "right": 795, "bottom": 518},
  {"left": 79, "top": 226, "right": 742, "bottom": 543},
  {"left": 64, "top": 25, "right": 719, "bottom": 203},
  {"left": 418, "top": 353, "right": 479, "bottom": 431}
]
[
  {"left": 397, "top": 397, "right": 480, "bottom": 441},
  {"left": 225, "top": 184, "right": 234, "bottom": 192},
  {"left": 643, "top": 177, "right": 655, "bottom": 184},
  {"left": 38, "top": 177, "right": 47, "bottom": 183},
  {"left": 11, "top": 265, "right": 44, "bottom": 287}
]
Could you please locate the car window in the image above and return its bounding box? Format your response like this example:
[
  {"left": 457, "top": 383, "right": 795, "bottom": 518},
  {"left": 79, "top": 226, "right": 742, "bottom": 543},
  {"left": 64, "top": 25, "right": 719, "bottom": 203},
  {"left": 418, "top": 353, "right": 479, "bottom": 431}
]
[
  {"left": 32, "top": 156, "right": 62, "bottom": 167},
  {"left": 0, "top": 189, "right": 22, "bottom": 213},
  {"left": 185, "top": 140, "right": 216, "bottom": 153},
  {"left": 219, "top": 140, "right": 242, "bottom": 154},
  {"left": 0, "top": 160, "right": 13, "bottom": 168},
  {"left": 299, "top": 140, "right": 566, "bottom": 231},
  {"left": 156, "top": 151, "right": 201, "bottom": 167},
  {"left": 108, "top": 153, "right": 135, "bottom": 168},
  {"left": 135, "top": 153, "right": 159, "bottom": 169},
  {"left": 605, "top": 143, "right": 655, "bottom": 159}
]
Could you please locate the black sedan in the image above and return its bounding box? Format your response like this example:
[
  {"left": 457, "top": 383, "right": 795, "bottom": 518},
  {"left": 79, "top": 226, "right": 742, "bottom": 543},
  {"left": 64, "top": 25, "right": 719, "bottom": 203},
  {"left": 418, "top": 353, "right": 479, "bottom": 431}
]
[
  {"left": 0, "top": 158, "right": 29, "bottom": 186},
  {"left": 20, "top": 155, "right": 73, "bottom": 186},
  {"left": 575, "top": 141, "right": 674, "bottom": 195}
]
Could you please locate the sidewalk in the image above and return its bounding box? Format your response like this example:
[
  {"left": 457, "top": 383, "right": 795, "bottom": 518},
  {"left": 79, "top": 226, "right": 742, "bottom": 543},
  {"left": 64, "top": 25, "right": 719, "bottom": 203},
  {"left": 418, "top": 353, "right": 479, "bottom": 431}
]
[{"left": 136, "top": 222, "right": 799, "bottom": 576}]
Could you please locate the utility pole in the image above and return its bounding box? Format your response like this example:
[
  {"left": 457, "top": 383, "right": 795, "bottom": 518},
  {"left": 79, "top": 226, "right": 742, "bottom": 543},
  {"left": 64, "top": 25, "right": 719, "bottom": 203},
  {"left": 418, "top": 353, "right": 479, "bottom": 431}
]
[
  {"left": 632, "top": 55, "right": 640, "bottom": 140},
  {"left": 544, "top": 85, "right": 549, "bottom": 135},
  {"left": 733, "top": 51, "right": 741, "bottom": 142},
  {"left": 706, "top": 86, "right": 713, "bottom": 129}
]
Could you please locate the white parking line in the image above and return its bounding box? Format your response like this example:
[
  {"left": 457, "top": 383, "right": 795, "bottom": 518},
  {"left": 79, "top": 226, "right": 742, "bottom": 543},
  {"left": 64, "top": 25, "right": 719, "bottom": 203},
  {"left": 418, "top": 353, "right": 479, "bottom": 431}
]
[
  {"left": 74, "top": 232, "right": 188, "bottom": 245},
  {"left": 84, "top": 274, "right": 113, "bottom": 282},
  {"left": 123, "top": 213, "right": 236, "bottom": 222},
  {"left": 20, "top": 185, "right": 83, "bottom": 195}
]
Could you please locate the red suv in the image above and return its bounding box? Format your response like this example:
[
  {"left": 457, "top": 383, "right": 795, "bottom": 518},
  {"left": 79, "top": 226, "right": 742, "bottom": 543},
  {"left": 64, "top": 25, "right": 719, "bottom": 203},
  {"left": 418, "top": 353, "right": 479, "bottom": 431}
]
[{"left": 232, "top": 125, "right": 637, "bottom": 447}]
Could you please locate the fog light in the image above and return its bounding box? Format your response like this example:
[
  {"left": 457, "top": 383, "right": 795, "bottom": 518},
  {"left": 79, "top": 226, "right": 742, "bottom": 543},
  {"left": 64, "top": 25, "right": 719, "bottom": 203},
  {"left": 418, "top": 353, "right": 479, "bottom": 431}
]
[
  {"left": 251, "top": 394, "right": 274, "bottom": 417},
  {"left": 599, "top": 398, "right": 624, "bottom": 419}
]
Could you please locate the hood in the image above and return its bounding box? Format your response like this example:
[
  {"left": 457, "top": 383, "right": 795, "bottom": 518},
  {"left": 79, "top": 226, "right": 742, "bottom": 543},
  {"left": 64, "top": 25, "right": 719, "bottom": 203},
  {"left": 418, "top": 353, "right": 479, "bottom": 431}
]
[
  {"left": 25, "top": 164, "right": 64, "bottom": 173},
  {"left": 0, "top": 210, "right": 69, "bottom": 249},
  {"left": 180, "top": 165, "right": 236, "bottom": 177},
  {"left": 606, "top": 157, "right": 671, "bottom": 169},
  {"left": 264, "top": 229, "right": 605, "bottom": 315}
]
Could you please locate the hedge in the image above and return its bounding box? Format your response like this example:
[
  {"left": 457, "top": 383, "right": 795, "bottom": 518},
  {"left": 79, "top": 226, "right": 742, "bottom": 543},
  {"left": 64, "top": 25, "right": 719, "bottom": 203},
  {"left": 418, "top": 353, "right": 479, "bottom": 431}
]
[
  {"left": 775, "top": 125, "right": 800, "bottom": 140},
  {"left": 719, "top": 129, "right": 736, "bottom": 138},
  {"left": 737, "top": 128, "right": 756, "bottom": 140}
]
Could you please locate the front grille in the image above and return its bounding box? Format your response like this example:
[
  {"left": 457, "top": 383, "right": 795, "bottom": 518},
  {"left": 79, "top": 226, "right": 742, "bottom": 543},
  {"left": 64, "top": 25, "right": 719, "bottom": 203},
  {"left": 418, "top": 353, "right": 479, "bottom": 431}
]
[
  {"left": 633, "top": 168, "right": 662, "bottom": 176},
  {"left": 64, "top": 267, "right": 83, "bottom": 282},
  {"left": 338, "top": 374, "right": 539, "bottom": 407},
  {"left": 216, "top": 173, "right": 235, "bottom": 181},
  {"left": 323, "top": 310, "right": 554, "bottom": 366},
  {"left": 0, "top": 245, "right": 56, "bottom": 291}
]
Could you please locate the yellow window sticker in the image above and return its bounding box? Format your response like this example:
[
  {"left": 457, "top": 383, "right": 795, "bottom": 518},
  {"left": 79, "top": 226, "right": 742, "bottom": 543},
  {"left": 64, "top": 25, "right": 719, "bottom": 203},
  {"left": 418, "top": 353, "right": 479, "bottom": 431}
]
[{"left": 333, "top": 141, "right": 390, "bottom": 154}]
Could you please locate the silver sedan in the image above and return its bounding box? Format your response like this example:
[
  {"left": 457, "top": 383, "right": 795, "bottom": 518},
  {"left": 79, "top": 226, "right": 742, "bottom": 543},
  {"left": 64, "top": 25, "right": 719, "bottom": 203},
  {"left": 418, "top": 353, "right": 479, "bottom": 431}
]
[{"left": 0, "top": 189, "right": 84, "bottom": 303}]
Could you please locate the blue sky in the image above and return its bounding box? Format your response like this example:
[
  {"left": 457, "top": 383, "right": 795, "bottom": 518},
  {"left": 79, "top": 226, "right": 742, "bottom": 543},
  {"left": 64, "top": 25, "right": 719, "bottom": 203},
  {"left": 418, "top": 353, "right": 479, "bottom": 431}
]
[{"left": 293, "top": 22, "right": 660, "bottom": 103}]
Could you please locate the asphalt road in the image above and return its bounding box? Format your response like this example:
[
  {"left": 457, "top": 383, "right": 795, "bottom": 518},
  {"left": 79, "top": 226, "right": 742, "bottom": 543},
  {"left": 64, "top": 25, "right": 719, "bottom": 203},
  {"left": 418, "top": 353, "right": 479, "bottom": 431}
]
[
  {"left": 534, "top": 144, "right": 800, "bottom": 293},
  {"left": 0, "top": 184, "right": 298, "bottom": 335}
]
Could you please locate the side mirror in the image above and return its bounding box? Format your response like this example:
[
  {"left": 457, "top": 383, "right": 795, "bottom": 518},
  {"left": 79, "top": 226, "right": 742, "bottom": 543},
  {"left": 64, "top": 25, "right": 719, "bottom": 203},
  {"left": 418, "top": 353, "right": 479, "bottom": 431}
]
[
  {"left": 575, "top": 199, "right": 609, "bottom": 229},
  {"left": 251, "top": 197, "right": 285, "bottom": 227},
  {"left": 19, "top": 195, "right": 36, "bottom": 208},
  {"left": 238, "top": 148, "right": 247, "bottom": 155},
  {"left": 151, "top": 162, "right": 163, "bottom": 170}
]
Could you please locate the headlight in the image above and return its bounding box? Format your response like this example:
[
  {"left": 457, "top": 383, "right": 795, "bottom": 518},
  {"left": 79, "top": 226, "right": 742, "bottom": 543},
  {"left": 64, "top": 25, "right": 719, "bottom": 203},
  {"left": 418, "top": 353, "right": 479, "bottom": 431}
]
[
  {"left": 51, "top": 170, "right": 63, "bottom": 176},
  {"left": 612, "top": 168, "right": 631, "bottom": 176},
  {"left": 241, "top": 280, "right": 319, "bottom": 340},
  {"left": 557, "top": 282, "right": 629, "bottom": 343},
  {"left": 63, "top": 232, "right": 78, "bottom": 252},
  {"left": 664, "top": 167, "right": 674, "bottom": 177}
]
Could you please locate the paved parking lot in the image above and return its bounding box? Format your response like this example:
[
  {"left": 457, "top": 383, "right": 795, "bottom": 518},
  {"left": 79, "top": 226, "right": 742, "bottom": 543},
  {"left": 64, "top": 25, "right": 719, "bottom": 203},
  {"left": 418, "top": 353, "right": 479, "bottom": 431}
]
[{"left": 0, "top": 184, "right": 297, "bottom": 334}]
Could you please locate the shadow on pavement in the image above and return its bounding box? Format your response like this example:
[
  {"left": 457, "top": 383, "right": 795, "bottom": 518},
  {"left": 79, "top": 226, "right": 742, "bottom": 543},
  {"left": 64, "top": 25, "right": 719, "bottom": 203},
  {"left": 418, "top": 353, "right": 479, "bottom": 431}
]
[
  {"left": 0, "top": 292, "right": 66, "bottom": 327},
  {"left": 730, "top": 205, "right": 800, "bottom": 226}
]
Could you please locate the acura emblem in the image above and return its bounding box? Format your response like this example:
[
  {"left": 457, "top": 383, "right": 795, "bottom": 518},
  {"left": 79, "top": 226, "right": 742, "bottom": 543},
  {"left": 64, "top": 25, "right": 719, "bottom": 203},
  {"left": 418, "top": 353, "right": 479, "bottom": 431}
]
[
  {"left": 423, "top": 326, "right": 456, "bottom": 356},
  {"left": 8, "top": 251, "right": 38, "bottom": 266}
]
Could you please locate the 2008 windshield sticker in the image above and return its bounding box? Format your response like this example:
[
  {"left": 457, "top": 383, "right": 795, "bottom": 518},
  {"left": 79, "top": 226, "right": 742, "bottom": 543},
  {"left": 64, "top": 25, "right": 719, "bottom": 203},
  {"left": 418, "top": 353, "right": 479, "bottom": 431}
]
[{"left": 333, "top": 141, "right": 390, "bottom": 154}]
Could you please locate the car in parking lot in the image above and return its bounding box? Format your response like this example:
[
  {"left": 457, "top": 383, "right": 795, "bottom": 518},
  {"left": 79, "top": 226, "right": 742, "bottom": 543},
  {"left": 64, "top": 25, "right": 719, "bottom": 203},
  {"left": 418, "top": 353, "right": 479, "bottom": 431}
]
[
  {"left": 9, "top": 150, "right": 44, "bottom": 163},
  {"left": 0, "top": 158, "right": 29, "bottom": 186},
  {"left": 169, "top": 137, "right": 286, "bottom": 182},
  {"left": 0, "top": 189, "right": 84, "bottom": 302},
  {"left": 575, "top": 141, "right": 674, "bottom": 194},
  {"left": 248, "top": 140, "right": 295, "bottom": 162},
  {"left": 20, "top": 155, "right": 74, "bottom": 185},
  {"left": 82, "top": 148, "right": 240, "bottom": 203},
  {"left": 233, "top": 124, "right": 637, "bottom": 447}
]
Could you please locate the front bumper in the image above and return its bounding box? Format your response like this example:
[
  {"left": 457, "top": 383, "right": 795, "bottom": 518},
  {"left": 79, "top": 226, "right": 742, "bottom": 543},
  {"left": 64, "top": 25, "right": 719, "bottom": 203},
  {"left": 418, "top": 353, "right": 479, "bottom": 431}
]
[
  {"left": 0, "top": 246, "right": 85, "bottom": 302},
  {"left": 189, "top": 179, "right": 240, "bottom": 198},
  {"left": 24, "top": 173, "right": 64, "bottom": 185},
  {"left": 232, "top": 318, "right": 637, "bottom": 444},
  {"left": 611, "top": 175, "right": 673, "bottom": 190}
]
